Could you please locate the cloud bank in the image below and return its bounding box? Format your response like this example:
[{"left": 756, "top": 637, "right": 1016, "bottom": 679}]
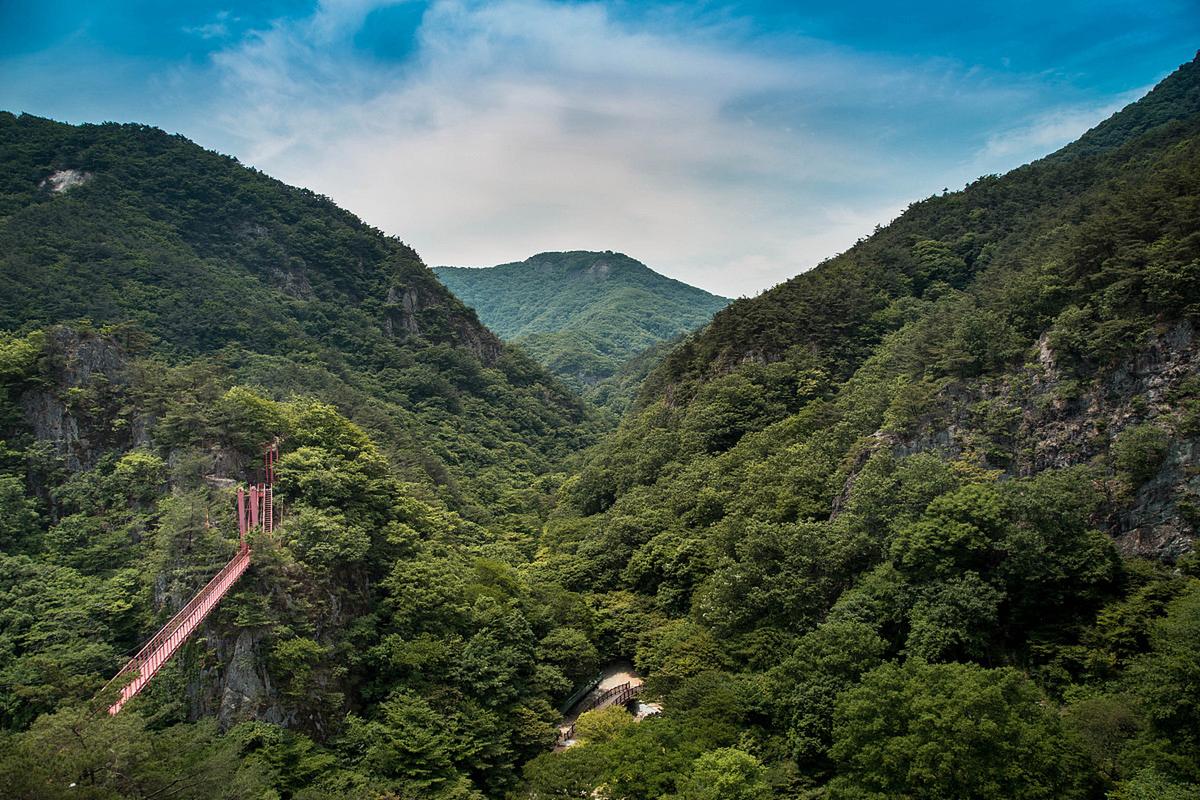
[{"left": 3, "top": 0, "right": 1193, "bottom": 295}]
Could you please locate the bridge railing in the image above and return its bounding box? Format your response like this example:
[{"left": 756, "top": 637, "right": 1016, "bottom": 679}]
[
  {"left": 558, "top": 671, "right": 604, "bottom": 714},
  {"left": 559, "top": 681, "right": 643, "bottom": 744},
  {"left": 99, "top": 442, "right": 279, "bottom": 716},
  {"left": 100, "top": 546, "right": 252, "bottom": 714}
]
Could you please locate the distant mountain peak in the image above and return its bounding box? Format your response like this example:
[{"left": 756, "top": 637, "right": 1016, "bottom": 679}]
[{"left": 433, "top": 251, "right": 729, "bottom": 410}]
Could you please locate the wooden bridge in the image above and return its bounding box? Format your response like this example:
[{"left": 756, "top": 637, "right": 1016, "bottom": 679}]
[{"left": 99, "top": 444, "right": 278, "bottom": 715}]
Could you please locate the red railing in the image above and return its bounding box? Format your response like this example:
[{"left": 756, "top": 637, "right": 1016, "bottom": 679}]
[
  {"left": 103, "top": 545, "right": 252, "bottom": 715},
  {"left": 100, "top": 442, "right": 280, "bottom": 715}
]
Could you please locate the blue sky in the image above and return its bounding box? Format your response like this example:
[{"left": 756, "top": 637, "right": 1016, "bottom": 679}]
[{"left": 2, "top": 1, "right": 1196, "bottom": 295}]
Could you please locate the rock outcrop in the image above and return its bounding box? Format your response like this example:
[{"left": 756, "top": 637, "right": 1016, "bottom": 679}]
[{"left": 881, "top": 320, "right": 1198, "bottom": 560}]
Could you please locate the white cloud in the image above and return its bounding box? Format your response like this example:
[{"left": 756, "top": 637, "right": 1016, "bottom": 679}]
[
  {"left": 185, "top": 10, "right": 235, "bottom": 40},
  {"left": 176, "top": 0, "right": 1126, "bottom": 296},
  {"left": 978, "top": 87, "right": 1145, "bottom": 161}
]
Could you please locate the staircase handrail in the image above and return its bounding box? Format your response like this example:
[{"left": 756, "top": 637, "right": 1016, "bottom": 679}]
[{"left": 99, "top": 547, "right": 250, "bottom": 703}]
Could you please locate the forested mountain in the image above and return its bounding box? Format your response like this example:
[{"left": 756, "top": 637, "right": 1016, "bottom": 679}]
[
  {"left": 0, "top": 113, "right": 599, "bottom": 518},
  {"left": 523, "top": 53, "right": 1200, "bottom": 797},
  {"left": 0, "top": 114, "right": 605, "bottom": 797},
  {"left": 0, "top": 52, "right": 1198, "bottom": 800},
  {"left": 433, "top": 252, "right": 728, "bottom": 413}
]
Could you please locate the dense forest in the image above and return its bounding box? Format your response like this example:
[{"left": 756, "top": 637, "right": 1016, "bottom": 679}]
[
  {"left": 0, "top": 51, "right": 1197, "bottom": 800},
  {"left": 0, "top": 112, "right": 601, "bottom": 520},
  {"left": 434, "top": 252, "right": 728, "bottom": 416}
]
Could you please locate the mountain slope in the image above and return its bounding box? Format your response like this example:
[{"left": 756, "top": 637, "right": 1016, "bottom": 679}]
[
  {"left": 0, "top": 113, "right": 599, "bottom": 514},
  {"left": 643, "top": 54, "right": 1200, "bottom": 408},
  {"left": 520, "top": 53, "right": 1200, "bottom": 798},
  {"left": 0, "top": 114, "right": 612, "bottom": 797},
  {"left": 433, "top": 252, "right": 728, "bottom": 401}
]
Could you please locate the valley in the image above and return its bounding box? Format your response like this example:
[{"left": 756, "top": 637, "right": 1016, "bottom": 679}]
[{"left": 0, "top": 45, "right": 1198, "bottom": 800}]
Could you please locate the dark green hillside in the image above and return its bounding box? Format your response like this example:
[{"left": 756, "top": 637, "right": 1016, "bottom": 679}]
[
  {"left": 644, "top": 54, "right": 1200, "bottom": 407},
  {"left": 0, "top": 114, "right": 608, "bottom": 798},
  {"left": 0, "top": 113, "right": 599, "bottom": 515},
  {"left": 0, "top": 329, "right": 604, "bottom": 798},
  {"left": 518, "top": 54, "right": 1200, "bottom": 798},
  {"left": 584, "top": 337, "right": 681, "bottom": 418},
  {"left": 433, "top": 251, "right": 728, "bottom": 407}
]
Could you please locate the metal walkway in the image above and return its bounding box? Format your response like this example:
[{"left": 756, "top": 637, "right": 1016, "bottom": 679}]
[
  {"left": 558, "top": 680, "right": 644, "bottom": 746},
  {"left": 103, "top": 546, "right": 252, "bottom": 714},
  {"left": 100, "top": 444, "right": 279, "bottom": 715}
]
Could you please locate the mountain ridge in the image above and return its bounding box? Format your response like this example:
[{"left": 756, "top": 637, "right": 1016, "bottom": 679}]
[
  {"left": 434, "top": 251, "right": 729, "bottom": 412},
  {"left": 0, "top": 112, "right": 599, "bottom": 514},
  {"left": 640, "top": 52, "right": 1200, "bottom": 410}
]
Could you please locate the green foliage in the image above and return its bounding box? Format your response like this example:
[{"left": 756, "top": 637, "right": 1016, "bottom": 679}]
[
  {"left": 271, "top": 637, "right": 332, "bottom": 699},
  {"left": 828, "top": 661, "right": 1090, "bottom": 799},
  {"left": 229, "top": 722, "right": 340, "bottom": 798},
  {"left": 771, "top": 619, "right": 887, "bottom": 766},
  {"left": 1111, "top": 423, "right": 1170, "bottom": 487},
  {"left": 674, "top": 747, "right": 771, "bottom": 800},
  {"left": 214, "top": 386, "right": 293, "bottom": 453},
  {"left": 0, "top": 707, "right": 266, "bottom": 799},
  {"left": 679, "top": 373, "right": 784, "bottom": 455},
  {"left": 343, "top": 691, "right": 457, "bottom": 793},
  {"left": 1124, "top": 585, "right": 1200, "bottom": 762},
  {"left": 0, "top": 473, "right": 39, "bottom": 551},
  {"left": 0, "top": 556, "right": 131, "bottom": 728},
  {"left": 573, "top": 705, "right": 633, "bottom": 744},
  {"left": 434, "top": 252, "right": 728, "bottom": 408},
  {"left": 0, "top": 341, "right": 599, "bottom": 797},
  {"left": 0, "top": 331, "right": 44, "bottom": 430},
  {"left": 1062, "top": 693, "right": 1144, "bottom": 783},
  {"left": 535, "top": 627, "right": 600, "bottom": 682},
  {"left": 890, "top": 484, "right": 1004, "bottom": 580},
  {"left": 286, "top": 505, "right": 370, "bottom": 569},
  {"left": 1109, "top": 769, "right": 1200, "bottom": 800},
  {"left": 904, "top": 572, "right": 1003, "bottom": 661}
]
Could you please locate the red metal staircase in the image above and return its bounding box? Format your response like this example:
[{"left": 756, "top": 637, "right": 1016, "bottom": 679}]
[
  {"left": 103, "top": 546, "right": 251, "bottom": 715},
  {"left": 101, "top": 443, "right": 279, "bottom": 715}
]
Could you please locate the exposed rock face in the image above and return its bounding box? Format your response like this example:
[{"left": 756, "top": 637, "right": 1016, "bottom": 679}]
[
  {"left": 587, "top": 261, "right": 611, "bottom": 278},
  {"left": 384, "top": 282, "right": 504, "bottom": 364},
  {"left": 39, "top": 168, "right": 92, "bottom": 193},
  {"left": 1118, "top": 438, "right": 1197, "bottom": 558},
  {"left": 181, "top": 624, "right": 290, "bottom": 730},
  {"left": 271, "top": 265, "right": 315, "bottom": 299},
  {"left": 882, "top": 320, "right": 1199, "bottom": 560},
  {"left": 20, "top": 329, "right": 141, "bottom": 472},
  {"left": 21, "top": 390, "right": 83, "bottom": 468},
  {"left": 452, "top": 315, "right": 504, "bottom": 364},
  {"left": 1028, "top": 321, "right": 1198, "bottom": 559},
  {"left": 385, "top": 285, "right": 422, "bottom": 335},
  {"left": 1023, "top": 322, "right": 1197, "bottom": 473},
  {"left": 213, "top": 630, "right": 285, "bottom": 728},
  {"left": 181, "top": 581, "right": 363, "bottom": 736}
]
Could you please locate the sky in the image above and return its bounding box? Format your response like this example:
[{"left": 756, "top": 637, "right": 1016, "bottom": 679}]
[{"left": 1, "top": 1, "right": 1197, "bottom": 296}]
